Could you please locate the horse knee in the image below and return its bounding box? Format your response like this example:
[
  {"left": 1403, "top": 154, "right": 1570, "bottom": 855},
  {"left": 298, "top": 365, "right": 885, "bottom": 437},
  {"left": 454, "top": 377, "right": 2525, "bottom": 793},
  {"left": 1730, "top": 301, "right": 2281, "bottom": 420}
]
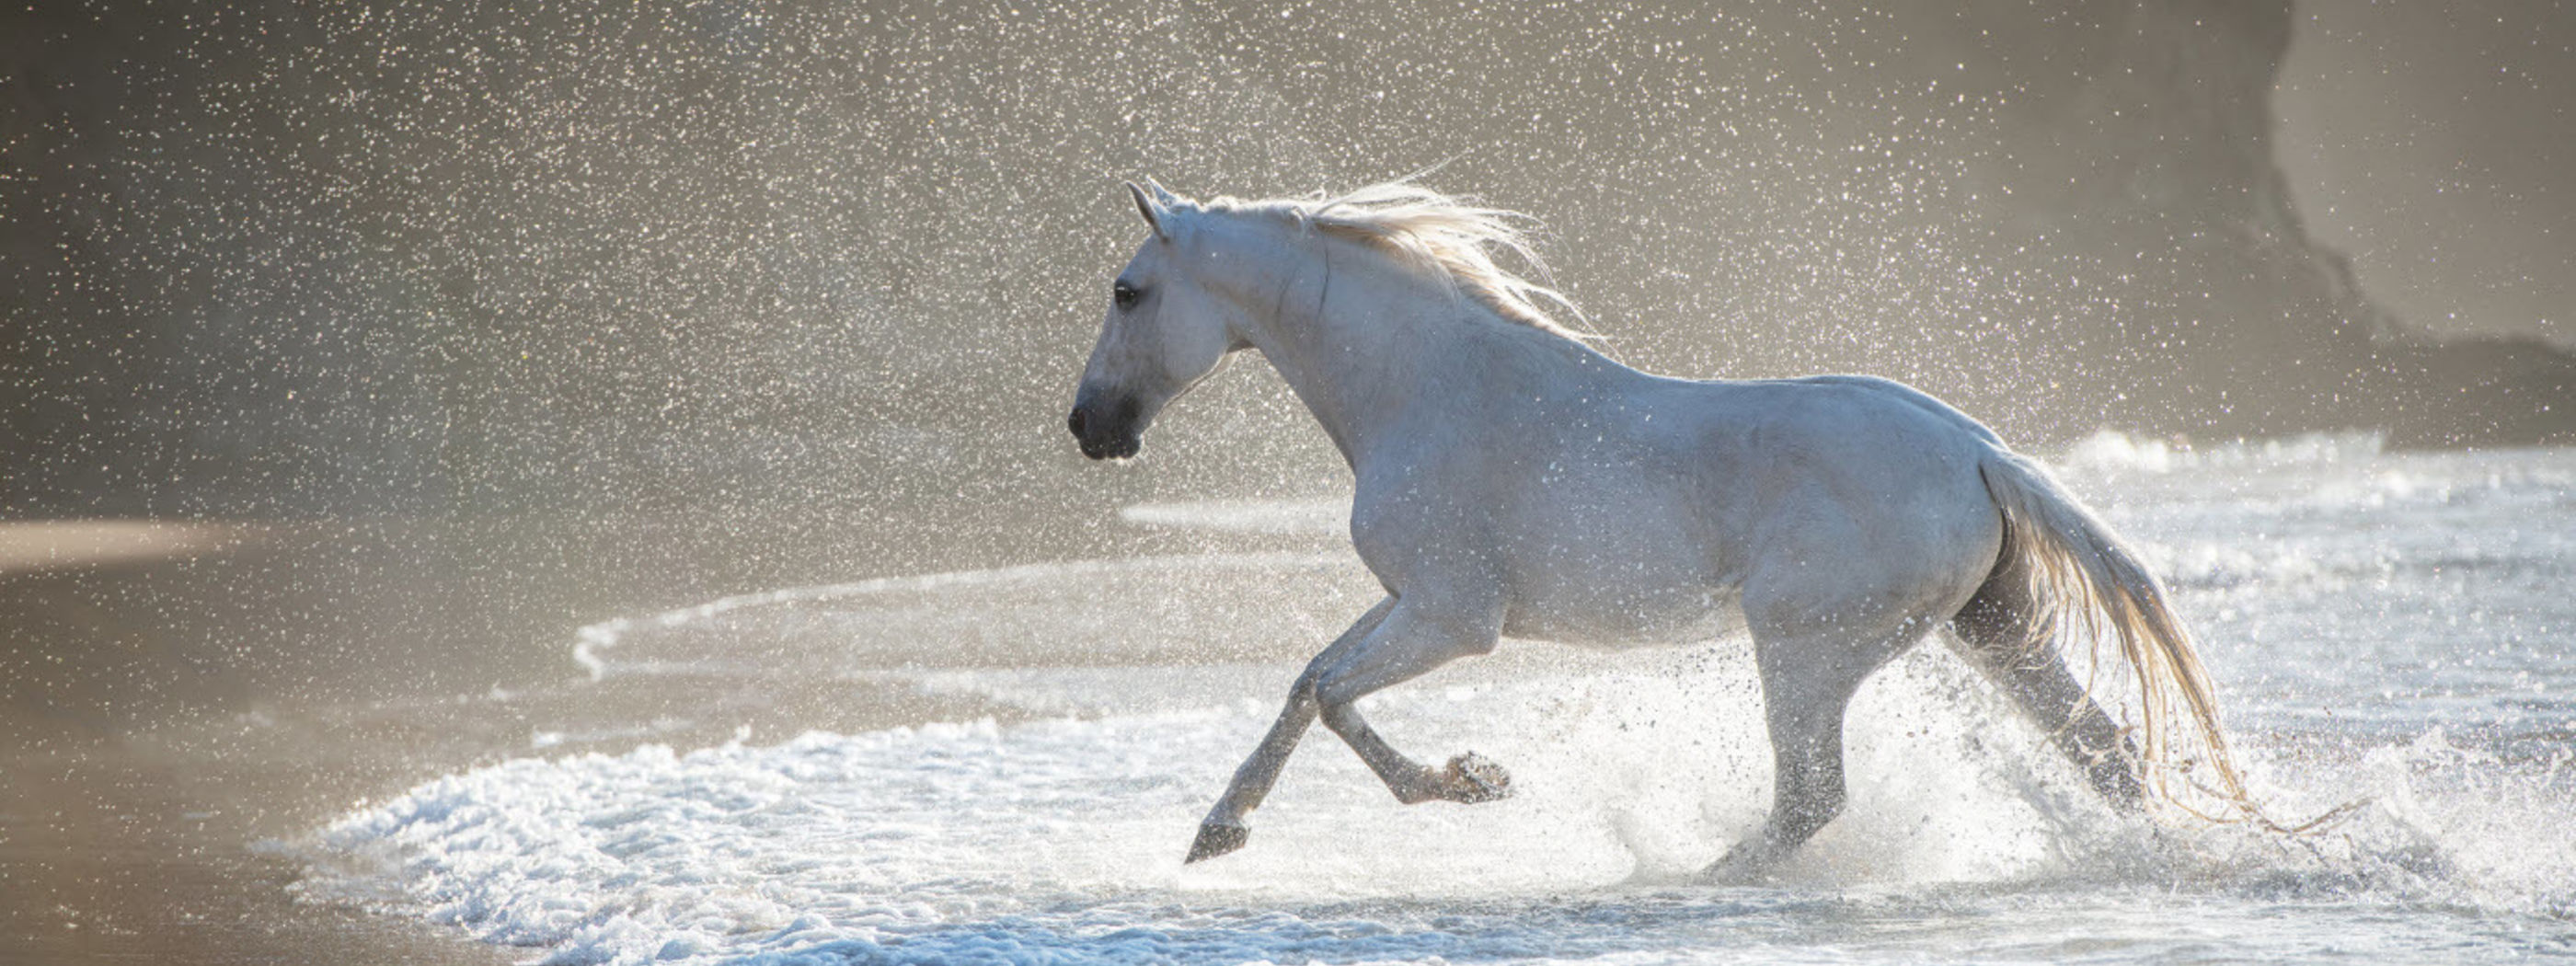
[
  {"left": 1311, "top": 667, "right": 1363, "bottom": 709},
  {"left": 1312, "top": 689, "right": 1352, "bottom": 723},
  {"left": 1288, "top": 666, "right": 1324, "bottom": 707}
]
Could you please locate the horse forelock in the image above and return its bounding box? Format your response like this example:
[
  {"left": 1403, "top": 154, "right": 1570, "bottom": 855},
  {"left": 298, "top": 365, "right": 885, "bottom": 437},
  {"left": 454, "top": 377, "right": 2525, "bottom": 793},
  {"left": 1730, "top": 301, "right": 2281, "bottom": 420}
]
[{"left": 1173, "top": 182, "right": 1593, "bottom": 340}]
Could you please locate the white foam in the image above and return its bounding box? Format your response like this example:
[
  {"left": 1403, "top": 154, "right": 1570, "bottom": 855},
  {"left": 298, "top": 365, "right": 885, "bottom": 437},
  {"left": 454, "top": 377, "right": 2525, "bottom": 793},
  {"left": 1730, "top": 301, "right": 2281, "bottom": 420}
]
[{"left": 309, "top": 645, "right": 2199, "bottom": 965}]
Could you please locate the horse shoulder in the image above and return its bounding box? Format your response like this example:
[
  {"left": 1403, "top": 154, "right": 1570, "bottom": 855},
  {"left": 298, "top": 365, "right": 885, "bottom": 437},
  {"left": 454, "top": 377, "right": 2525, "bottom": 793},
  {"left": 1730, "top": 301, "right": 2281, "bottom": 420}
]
[{"left": 1345, "top": 446, "right": 1504, "bottom": 588}]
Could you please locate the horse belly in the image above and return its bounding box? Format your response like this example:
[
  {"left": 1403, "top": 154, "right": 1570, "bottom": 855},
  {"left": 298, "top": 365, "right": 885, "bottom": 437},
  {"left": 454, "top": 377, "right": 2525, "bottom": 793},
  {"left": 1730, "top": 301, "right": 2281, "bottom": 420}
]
[{"left": 1501, "top": 557, "right": 1744, "bottom": 647}]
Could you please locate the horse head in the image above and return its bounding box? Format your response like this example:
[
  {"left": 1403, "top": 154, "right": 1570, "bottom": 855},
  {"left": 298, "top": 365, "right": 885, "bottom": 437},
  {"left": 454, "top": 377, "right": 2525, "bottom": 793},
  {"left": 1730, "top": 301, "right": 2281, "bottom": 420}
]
[{"left": 1068, "top": 181, "right": 1243, "bottom": 460}]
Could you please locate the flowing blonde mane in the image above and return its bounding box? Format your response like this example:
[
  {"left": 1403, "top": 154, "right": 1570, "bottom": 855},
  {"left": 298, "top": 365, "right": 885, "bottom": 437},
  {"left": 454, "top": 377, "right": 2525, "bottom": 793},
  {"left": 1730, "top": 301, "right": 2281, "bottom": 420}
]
[{"left": 1190, "top": 181, "right": 1592, "bottom": 339}]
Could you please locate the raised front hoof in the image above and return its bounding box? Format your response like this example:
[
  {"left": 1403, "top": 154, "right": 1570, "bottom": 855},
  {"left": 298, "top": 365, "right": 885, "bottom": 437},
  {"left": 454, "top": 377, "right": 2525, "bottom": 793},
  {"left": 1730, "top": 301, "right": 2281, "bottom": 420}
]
[
  {"left": 1185, "top": 822, "right": 1249, "bottom": 864},
  {"left": 1438, "top": 752, "right": 1512, "bottom": 803}
]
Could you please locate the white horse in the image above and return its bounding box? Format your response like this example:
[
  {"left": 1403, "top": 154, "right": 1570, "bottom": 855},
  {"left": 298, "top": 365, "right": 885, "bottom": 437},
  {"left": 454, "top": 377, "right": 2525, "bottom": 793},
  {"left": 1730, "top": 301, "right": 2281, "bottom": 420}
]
[{"left": 1066, "top": 179, "right": 2248, "bottom": 879}]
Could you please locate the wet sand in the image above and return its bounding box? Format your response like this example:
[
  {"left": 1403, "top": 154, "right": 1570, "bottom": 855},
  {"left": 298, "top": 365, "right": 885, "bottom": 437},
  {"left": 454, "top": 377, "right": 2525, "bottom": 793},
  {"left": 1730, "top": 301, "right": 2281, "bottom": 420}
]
[
  {"left": 0, "top": 517, "right": 607, "bottom": 964},
  {"left": 0, "top": 655, "right": 1032, "bottom": 965},
  {"left": 2, "top": 728, "right": 520, "bottom": 965},
  {"left": 0, "top": 504, "right": 1294, "bottom": 964}
]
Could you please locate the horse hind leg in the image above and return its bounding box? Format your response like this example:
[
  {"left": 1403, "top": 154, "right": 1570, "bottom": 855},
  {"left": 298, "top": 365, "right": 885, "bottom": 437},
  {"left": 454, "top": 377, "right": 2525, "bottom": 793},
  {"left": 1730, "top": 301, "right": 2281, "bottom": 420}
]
[
  {"left": 1949, "top": 575, "right": 2146, "bottom": 811},
  {"left": 1701, "top": 615, "right": 1922, "bottom": 882}
]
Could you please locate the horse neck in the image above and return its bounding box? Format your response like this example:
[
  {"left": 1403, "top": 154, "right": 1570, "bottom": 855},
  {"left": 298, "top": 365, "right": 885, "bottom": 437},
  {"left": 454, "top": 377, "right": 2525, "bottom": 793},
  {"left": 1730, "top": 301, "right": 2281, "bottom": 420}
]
[{"left": 1224, "top": 231, "right": 1593, "bottom": 471}]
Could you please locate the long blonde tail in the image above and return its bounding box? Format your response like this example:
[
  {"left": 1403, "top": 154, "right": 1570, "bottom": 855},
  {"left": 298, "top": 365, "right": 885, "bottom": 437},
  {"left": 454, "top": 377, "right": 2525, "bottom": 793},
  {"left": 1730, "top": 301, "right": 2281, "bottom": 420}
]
[{"left": 1977, "top": 452, "right": 2257, "bottom": 822}]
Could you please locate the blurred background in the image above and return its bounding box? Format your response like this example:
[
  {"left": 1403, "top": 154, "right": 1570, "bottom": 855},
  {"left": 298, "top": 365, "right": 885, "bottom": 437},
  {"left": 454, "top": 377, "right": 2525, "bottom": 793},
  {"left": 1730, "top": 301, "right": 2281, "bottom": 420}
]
[
  {"left": 0, "top": 1, "right": 2569, "bottom": 960},
  {"left": 6, "top": 1, "right": 2570, "bottom": 523}
]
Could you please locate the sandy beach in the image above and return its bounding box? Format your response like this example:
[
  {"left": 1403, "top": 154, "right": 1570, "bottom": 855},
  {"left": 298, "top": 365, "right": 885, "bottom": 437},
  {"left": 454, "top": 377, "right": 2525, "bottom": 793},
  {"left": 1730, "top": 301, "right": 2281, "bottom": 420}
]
[{"left": 0, "top": 506, "right": 1191, "bottom": 964}]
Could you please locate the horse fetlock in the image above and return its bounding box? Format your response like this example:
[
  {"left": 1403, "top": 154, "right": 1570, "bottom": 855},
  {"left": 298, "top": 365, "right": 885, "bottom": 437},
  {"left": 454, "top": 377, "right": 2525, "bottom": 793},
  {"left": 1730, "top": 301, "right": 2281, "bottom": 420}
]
[
  {"left": 1387, "top": 753, "right": 1512, "bottom": 804},
  {"left": 1185, "top": 822, "right": 1249, "bottom": 863},
  {"left": 1388, "top": 772, "right": 1443, "bottom": 804}
]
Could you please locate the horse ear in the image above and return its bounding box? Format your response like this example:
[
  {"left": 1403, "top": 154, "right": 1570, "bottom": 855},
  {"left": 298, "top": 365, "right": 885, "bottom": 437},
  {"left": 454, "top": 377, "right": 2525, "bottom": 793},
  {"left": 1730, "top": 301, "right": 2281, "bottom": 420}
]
[{"left": 1124, "top": 181, "right": 1170, "bottom": 241}]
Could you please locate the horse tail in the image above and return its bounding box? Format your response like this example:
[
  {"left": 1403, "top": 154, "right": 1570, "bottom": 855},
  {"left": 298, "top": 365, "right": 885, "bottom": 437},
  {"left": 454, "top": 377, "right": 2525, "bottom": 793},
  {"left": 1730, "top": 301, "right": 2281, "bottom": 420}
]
[{"left": 1975, "top": 451, "right": 2256, "bottom": 822}]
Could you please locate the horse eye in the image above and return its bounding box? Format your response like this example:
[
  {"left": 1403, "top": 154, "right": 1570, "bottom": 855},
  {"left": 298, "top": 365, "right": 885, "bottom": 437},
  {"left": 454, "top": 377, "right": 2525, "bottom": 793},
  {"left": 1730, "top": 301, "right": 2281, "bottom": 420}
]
[{"left": 1112, "top": 282, "right": 1141, "bottom": 311}]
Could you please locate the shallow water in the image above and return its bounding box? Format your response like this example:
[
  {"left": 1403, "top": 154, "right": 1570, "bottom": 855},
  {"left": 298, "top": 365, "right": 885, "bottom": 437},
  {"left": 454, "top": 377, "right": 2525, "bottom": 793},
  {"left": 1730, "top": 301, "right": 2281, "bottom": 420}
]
[{"left": 294, "top": 438, "right": 2576, "bottom": 964}]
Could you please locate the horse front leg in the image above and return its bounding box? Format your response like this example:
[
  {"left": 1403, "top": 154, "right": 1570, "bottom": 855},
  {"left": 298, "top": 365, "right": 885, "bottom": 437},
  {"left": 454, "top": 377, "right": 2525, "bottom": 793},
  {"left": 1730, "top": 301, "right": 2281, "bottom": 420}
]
[
  {"left": 1188, "top": 597, "right": 1394, "bottom": 863},
  {"left": 1310, "top": 595, "right": 1512, "bottom": 807},
  {"left": 1318, "top": 700, "right": 1512, "bottom": 805}
]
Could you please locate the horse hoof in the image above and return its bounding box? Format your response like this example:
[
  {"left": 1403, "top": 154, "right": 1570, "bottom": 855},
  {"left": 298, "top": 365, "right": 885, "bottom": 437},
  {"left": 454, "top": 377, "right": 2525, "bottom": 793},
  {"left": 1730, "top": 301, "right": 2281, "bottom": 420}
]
[
  {"left": 1696, "top": 839, "right": 1780, "bottom": 885},
  {"left": 1186, "top": 822, "right": 1249, "bottom": 863},
  {"left": 1444, "top": 752, "right": 1512, "bottom": 803}
]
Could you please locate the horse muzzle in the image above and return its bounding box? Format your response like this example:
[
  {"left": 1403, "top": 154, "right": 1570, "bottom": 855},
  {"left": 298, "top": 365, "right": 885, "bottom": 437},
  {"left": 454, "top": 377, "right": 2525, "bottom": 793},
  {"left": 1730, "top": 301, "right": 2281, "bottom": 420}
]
[{"left": 1067, "top": 396, "right": 1144, "bottom": 460}]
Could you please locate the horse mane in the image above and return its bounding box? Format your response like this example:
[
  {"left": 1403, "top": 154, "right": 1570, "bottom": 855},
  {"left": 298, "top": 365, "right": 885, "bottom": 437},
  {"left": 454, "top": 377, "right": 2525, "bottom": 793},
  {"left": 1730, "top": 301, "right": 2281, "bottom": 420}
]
[{"left": 1192, "top": 181, "right": 1592, "bottom": 340}]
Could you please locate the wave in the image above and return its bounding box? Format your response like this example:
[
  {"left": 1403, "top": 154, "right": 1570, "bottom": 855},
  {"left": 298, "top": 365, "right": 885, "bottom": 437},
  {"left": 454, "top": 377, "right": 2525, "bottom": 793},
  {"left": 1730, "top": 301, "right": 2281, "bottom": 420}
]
[
  {"left": 2056, "top": 430, "right": 2388, "bottom": 476},
  {"left": 294, "top": 645, "right": 2576, "bottom": 965},
  {"left": 571, "top": 552, "right": 1379, "bottom": 684}
]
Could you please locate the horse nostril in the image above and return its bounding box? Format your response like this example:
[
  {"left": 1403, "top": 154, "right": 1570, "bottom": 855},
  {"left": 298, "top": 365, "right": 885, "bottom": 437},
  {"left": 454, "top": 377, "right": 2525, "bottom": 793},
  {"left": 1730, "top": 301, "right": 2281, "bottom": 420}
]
[{"left": 1067, "top": 408, "right": 1087, "bottom": 436}]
